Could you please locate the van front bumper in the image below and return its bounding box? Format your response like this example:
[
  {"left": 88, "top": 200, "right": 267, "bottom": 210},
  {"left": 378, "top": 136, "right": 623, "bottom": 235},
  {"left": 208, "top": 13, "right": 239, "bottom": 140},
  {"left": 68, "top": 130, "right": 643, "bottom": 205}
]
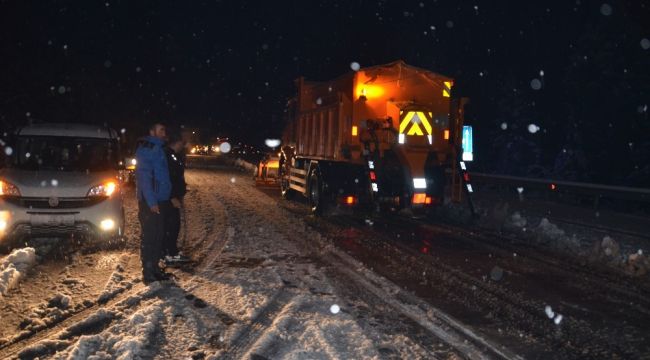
[{"left": 0, "top": 195, "right": 124, "bottom": 244}]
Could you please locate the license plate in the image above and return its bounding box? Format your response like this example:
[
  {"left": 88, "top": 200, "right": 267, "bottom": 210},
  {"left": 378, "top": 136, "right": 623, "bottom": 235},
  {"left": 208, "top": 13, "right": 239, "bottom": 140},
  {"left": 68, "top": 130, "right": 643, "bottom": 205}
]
[{"left": 31, "top": 214, "right": 75, "bottom": 226}]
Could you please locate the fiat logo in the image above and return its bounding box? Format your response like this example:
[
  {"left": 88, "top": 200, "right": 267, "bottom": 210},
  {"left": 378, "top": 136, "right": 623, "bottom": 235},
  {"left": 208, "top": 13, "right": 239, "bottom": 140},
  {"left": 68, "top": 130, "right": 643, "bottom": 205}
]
[{"left": 48, "top": 197, "right": 60, "bottom": 207}]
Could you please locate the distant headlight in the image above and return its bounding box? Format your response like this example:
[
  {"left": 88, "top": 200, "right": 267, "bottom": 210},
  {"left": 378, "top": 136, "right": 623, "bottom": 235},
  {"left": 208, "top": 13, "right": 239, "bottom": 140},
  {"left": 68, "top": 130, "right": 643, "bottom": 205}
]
[
  {"left": 126, "top": 158, "right": 137, "bottom": 170},
  {"left": 0, "top": 180, "right": 21, "bottom": 197},
  {"left": 88, "top": 181, "right": 118, "bottom": 197}
]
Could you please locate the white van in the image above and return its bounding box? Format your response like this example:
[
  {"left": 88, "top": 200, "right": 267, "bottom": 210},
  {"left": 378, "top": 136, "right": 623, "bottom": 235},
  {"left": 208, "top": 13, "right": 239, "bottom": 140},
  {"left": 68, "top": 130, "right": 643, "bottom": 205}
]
[{"left": 0, "top": 123, "right": 125, "bottom": 249}]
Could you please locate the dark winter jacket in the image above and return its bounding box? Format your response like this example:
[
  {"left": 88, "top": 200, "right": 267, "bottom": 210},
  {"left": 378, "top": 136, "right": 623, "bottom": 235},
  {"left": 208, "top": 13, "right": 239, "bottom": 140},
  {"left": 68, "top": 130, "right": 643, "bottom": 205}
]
[
  {"left": 165, "top": 147, "right": 186, "bottom": 199},
  {"left": 135, "top": 136, "right": 171, "bottom": 207}
]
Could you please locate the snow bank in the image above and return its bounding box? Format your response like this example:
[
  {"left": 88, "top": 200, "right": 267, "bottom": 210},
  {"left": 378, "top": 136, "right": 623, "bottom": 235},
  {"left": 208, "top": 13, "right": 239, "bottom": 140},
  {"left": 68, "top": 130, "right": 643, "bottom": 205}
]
[{"left": 0, "top": 247, "right": 36, "bottom": 296}]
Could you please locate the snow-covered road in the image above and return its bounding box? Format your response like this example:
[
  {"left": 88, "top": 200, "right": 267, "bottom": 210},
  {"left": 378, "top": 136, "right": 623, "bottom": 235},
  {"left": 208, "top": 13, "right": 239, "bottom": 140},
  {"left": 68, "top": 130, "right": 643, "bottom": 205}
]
[
  {"left": 3, "top": 164, "right": 649, "bottom": 359},
  {"left": 0, "top": 168, "right": 506, "bottom": 359}
]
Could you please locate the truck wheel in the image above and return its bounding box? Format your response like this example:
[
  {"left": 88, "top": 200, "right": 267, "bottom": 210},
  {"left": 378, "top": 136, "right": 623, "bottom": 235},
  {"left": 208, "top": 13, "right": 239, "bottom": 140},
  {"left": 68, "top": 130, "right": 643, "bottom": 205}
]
[{"left": 308, "top": 170, "right": 327, "bottom": 215}]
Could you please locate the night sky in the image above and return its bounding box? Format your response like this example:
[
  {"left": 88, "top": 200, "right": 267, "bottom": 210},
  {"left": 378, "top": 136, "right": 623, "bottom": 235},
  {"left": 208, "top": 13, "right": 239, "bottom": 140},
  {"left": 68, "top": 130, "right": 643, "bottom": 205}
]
[{"left": 1, "top": 0, "right": 648, "bottom": 185}]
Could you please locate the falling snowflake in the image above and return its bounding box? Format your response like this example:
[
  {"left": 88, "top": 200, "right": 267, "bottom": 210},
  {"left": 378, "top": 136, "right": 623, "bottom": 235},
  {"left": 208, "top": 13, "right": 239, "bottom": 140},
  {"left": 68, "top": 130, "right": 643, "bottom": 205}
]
[
  {"left": 51, "top": 179, "right": 59, "bottom": 187},
  {"left": 58, "top": 86, "right": 66, "bottom": 94},
  {"left": 530, "top": 78, "right": 542, "bottom": 90},
  {"left": 350, "top": 62, "right": 361, "bottom": 71},
  {"left": 230, "top": 177, "right": 236, "bottom": 184},
  {"left": 554, "top": 314, "right": 563, "bottom": 325},
  {"left": 219, "top": 142, "right": 231, "bottom": 153},
  {"left": 641, "top": 38, "right": 650, "bottom": 50},
  {"left": 500, "top": 122, "right": 508, "bottom": 130},
  {"left": 446, "top": 20, "right": 454, "bottom": 28},
  {"left": 120, "top": 128, "right": 126, "bottom": 134},
  {"left": 600, "top": 3, "right": 612, "bottom": 16},
  {"left": 316, "top": 97, "right": 322, "bottom": 105},
  {"left": 527, "top": 124, "right": 540, "bottom": 133},
  {"left": 516, "top": 187, "right": 524, "bottom": 194},
  {"left": 4, "top": 147, "right": 13, "bottom": 156},
  {"left": 330, "top": 304, "right": 340, "bottom": 314}
]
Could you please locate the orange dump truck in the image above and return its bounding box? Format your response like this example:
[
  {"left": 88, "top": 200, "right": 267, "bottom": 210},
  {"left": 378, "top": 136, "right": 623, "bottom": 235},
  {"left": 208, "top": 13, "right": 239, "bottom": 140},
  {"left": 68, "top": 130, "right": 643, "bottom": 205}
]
[{"left": 280, "top": 60, "right": 467, "bottom": 214}]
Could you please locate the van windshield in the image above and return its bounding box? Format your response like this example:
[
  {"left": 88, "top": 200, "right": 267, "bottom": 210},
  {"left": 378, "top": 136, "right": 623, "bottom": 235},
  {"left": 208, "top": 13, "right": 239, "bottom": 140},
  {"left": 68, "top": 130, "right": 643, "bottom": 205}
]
[{"left": 11, "top": 136, "right": 119, "bottom": 172}]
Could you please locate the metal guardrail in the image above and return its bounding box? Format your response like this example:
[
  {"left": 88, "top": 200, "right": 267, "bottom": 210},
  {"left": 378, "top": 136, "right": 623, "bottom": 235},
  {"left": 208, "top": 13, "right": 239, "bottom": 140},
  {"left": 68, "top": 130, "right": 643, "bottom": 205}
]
[{"left": 467, "top": 171, "right": 650, "bottom": 205}]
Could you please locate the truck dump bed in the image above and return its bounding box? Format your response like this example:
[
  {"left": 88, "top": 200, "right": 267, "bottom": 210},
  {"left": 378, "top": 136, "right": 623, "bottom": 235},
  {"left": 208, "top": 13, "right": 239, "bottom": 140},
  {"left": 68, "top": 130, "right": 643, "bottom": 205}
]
[{"left": 284, "top": 60, "right": 455, "bottom": 163}]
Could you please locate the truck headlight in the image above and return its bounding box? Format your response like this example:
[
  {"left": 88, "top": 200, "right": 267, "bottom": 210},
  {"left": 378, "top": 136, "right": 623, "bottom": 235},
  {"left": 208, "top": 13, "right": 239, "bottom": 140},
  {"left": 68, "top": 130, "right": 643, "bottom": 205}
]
[
  {"left": 88, "top": 181, "right": 118, "bottom": 197},
  {"left": 0, "top": 180, "right": 21, "bottom": 196}
]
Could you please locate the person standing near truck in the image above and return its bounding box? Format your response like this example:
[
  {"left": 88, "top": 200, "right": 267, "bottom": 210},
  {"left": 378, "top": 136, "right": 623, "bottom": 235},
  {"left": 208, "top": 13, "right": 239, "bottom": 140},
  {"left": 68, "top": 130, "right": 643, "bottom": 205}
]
[
  {"left": 135, "top": 122, "right": 172, "bottom": 283},
  {"left": 163, "top": 134, "right": 189, "bottom": 265}
]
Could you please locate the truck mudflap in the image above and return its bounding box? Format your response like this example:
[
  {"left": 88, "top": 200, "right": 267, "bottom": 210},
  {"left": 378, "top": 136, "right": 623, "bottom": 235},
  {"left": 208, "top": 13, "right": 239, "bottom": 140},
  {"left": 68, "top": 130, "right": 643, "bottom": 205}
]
[{"left": 317, "top": 161, "right": 372, "bottom": 206}]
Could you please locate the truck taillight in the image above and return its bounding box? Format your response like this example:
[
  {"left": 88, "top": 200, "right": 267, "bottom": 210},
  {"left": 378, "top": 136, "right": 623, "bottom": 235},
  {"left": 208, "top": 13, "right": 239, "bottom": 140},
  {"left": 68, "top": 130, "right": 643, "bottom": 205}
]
[
  {"left": 412, "top": 193, "right": 427, "bottom": 204},
  {"left": 413, "top": 193, "right": 435, "bottom": 205},
  {"left": 339, "top": 195, "right": 357, "bottom": 206}
]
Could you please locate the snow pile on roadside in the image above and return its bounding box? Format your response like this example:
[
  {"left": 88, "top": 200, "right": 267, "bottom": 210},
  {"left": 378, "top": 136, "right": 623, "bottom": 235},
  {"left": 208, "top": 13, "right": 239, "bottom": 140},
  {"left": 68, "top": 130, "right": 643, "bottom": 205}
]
[
  {"left": 625, "top": 251, "right": 649, "bottom": 276},
  {"left": 0, "top": 247, "right": 36, "bottom": 296},
  {"left": 506, "top": 212, "right": 527, "bottom": 228},
  {"left": 535, "top": 218, "right": 580, "bottom": 252},
  {"left": 54, "top": 302, "right": 164, "bottom": 359},
  {"left": 234, "top": 158, "right": 257, "bottom": 174},
  {"left": 589, "top": 236, "right": 650, "bottom": 276}
]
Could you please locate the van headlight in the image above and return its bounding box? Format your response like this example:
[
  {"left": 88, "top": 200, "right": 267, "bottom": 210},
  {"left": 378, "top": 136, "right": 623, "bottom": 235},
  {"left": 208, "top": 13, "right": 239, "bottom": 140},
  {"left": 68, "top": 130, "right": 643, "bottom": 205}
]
[
  {"left": 100, "top": 218, "right": 115, "bottom": 231},
  {"left": 88, "top": 181, "right": 118, "bottom": 197},
  {"left": 0, "top": 180, "right": 21, "bottom": 197}
]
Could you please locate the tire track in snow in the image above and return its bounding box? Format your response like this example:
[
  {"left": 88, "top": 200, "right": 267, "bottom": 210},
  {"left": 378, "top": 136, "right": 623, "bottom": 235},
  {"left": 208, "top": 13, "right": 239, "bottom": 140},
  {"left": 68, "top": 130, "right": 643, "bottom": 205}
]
[{"left": 220, "top": 287, "right": 296, "bottom": 360}]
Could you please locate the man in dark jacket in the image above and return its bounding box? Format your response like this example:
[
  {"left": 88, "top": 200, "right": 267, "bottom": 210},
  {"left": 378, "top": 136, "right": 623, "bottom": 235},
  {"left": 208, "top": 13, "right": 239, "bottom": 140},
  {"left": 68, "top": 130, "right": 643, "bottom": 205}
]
[
  {"left": 135, "top": 122, "right": 173, "bottom": 283},
  {"left": 163, "top": 135, "right": 188, "bottom": 264}
]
